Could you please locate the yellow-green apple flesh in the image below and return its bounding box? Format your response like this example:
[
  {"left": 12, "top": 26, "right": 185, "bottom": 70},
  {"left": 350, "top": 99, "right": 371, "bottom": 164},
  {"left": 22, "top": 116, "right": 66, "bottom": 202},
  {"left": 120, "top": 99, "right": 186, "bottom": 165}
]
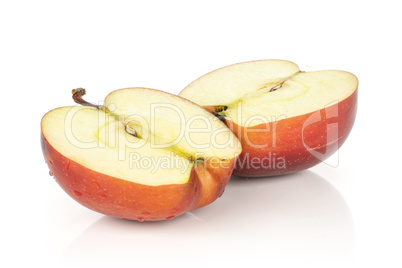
[
  {"left": 41, "top": 88, "right": 241, "bottom": 221},
  {"left": 179, "top": 60, "right": 358, "bottom": 177}
]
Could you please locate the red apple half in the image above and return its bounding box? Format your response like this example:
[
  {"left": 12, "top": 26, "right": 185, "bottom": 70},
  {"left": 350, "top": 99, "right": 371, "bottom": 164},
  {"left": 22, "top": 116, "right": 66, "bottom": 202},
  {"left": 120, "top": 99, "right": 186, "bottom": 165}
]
[
  {"left": 179, "top": 60, "right": 358, "bottom": 177},
  {"left": 41, "top": 88, "right": 241, "bottom": 221}
]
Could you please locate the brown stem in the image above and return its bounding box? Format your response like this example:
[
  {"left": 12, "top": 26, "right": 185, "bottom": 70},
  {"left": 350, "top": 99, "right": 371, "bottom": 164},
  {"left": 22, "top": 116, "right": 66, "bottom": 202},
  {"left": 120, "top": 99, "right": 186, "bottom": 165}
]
[
  {"left": 72, "top": 88, "right": 99, "bottom": 108},
  {"left": 71, "top": 88, "right": 138, "bottom": 137}
]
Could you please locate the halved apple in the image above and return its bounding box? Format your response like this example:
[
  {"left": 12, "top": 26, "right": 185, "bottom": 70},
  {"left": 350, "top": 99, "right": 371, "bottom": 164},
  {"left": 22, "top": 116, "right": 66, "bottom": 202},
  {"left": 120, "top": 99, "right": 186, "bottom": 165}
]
[
  {"left": 41, "top": 88, "right": 241, "bottom": 221},
  {"left": 179, "top": 60, "right": 358, "bottom": 177}
]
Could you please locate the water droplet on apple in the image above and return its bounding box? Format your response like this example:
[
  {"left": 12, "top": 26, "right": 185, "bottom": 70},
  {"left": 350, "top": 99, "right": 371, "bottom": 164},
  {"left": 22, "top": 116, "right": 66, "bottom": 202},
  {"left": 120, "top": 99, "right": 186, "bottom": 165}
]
[
  {"left": 90, "top": 181, "right": 100, "bottom": 189},
  {"left": 138, "top": 217, "right": 145, "bottom": 222},
  {"left": 142, "top": 212, "right": 151, "bottom": 216},
  {"left": 73, "top": 190, "right": 82, "bottom": 197},
  {"left": 166, "top": 215, "right": 175, "bottom": 220},
  {"left": 49, "top": 171, "right": 53, "bottom": 176},
  {"left": 65, "top": 160, "right": 70, "bottom": 170},
  {"left": 172, "top": 208, "right": 179, "bottom": 214},
  {"left": 98, "top": 193, "right": 107, "bottom": 199}
]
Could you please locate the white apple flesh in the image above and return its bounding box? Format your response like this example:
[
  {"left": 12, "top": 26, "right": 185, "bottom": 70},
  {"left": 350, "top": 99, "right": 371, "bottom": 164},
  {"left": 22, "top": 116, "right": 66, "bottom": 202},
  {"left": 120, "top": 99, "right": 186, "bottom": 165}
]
[
  {"left": 179, "top": 60, "right": 358, "bottom": 177},
  {"left": 41, "top": 88, "right": 242, "bottom": 221}
]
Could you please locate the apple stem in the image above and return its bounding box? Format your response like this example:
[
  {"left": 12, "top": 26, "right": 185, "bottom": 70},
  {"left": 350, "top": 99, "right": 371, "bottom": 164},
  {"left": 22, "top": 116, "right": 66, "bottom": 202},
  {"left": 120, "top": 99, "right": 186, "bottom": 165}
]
[
  {"left": 72, "top": 88, "right": 101, "bottom": 109},
  {"left": 72, "top": 88, "right": 138, "bottom": 138}
]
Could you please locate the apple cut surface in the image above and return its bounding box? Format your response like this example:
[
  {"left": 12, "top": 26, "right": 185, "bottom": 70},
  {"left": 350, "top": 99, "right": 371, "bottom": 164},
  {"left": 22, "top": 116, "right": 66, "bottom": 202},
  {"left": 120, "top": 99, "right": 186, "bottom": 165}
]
[
  {"left": 179, "top": 60, "right": 358, "bottom": 177},
  {"left": 41, "top": 88, "right": 241, "bottom": 221},
  {"left": 180, "top": 60, "right": 300, "bottom": 107},
  {"left": 104, "top": 88, "right": 238, "bottom": 160}
]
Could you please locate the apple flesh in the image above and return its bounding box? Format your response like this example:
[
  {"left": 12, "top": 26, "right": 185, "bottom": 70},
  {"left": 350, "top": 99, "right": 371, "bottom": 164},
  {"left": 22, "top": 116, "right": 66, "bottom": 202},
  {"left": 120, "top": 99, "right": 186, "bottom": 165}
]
[
  {"left": 179, "top": 60, "right": 358, "bottom": 177},
  {"left": 41, "top": 88, "right": 241, "bottom": 221}
]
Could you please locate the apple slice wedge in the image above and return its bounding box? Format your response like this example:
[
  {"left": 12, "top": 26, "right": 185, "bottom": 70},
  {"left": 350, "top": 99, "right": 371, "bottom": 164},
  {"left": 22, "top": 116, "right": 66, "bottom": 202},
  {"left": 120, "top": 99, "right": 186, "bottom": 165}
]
[
  {"left": 41, "top": 88, "right": 241, "bottom": 221},
  {"left": 179, "top": 60, "right": 358, "bottom": 177}
]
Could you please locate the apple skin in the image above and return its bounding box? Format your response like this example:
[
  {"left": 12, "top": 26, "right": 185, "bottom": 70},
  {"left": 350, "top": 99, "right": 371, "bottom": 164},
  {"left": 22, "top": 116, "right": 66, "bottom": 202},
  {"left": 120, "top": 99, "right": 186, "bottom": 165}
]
[
  {"left": 41, "top": 134, "right": 236, "bottom": 222},
  {"left": 224, "top": 90, "right": 357, "bottom": 177}
]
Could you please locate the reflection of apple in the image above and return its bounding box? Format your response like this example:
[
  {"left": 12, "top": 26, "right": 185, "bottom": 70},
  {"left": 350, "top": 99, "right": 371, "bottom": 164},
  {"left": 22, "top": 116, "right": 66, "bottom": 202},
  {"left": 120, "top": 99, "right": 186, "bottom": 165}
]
[
  {"left": 41, "top": 88, "right": 241, "bottom": 221},
  {"left": 180, "top": 60, "right": 358, "bottom": 177},
  {"left": 61, "top": 171, "right": 354, "bottom": 265}
]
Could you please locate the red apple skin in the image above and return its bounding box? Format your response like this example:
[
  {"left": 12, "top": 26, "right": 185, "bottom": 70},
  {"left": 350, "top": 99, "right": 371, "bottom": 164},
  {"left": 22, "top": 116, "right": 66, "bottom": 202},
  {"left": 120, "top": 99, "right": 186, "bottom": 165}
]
[
  {"left": 41, "top": 134, "right": 236, "bottom": 222},
  {"left": 225, "top": 90, "right": 357, "bottom": 177}
]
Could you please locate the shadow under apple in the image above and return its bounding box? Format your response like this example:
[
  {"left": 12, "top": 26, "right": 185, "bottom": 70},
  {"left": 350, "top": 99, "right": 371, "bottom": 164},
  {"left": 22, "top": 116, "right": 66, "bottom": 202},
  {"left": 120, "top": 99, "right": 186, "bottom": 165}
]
[{"left": 61, "top": 170, "right": 354, "bottom": 267}]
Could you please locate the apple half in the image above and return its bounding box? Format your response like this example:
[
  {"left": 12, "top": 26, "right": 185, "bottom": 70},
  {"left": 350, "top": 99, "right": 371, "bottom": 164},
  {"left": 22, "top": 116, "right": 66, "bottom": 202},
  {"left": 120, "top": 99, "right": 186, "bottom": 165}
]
[
  {"left": 41, "top": 88, "right": 241, "bottom": 221},
  {"left": 179, "top": 60, "right": 358, "bottom": 177}
]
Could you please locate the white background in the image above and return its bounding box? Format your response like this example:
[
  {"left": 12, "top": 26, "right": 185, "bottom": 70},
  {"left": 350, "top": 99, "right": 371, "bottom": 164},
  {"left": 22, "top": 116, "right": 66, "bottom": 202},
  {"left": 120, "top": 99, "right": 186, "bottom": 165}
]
[{"left": 1, "top": 1, "right": 401, "bottom": 267}]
